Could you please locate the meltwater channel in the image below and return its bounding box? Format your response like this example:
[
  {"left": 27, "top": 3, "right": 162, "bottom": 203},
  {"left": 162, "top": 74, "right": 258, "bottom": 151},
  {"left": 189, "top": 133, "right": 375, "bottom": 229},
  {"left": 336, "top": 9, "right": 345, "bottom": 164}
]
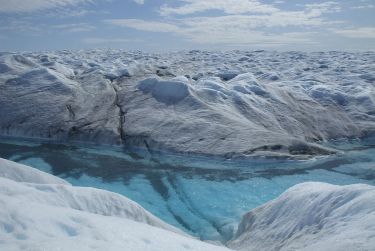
[{"left": 1, "top": 138, "right": 374, "bottom": 242}]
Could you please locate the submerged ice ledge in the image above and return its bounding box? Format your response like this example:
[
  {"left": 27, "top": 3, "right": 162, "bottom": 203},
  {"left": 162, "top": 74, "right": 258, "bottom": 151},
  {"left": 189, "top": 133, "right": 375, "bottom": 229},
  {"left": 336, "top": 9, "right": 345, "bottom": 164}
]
[
  {"left": 0, "top": 50, "right": 374, "bottom": 158},
  {"left": 1, "top": 158, "right": 374, "bottom": 251}
]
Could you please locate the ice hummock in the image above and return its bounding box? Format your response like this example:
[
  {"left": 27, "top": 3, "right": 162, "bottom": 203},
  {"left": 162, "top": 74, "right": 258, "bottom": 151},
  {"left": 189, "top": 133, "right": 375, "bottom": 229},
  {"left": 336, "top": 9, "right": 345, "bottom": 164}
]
[{"left": 228, "top": 182, "right": 375, "bottom": 251}]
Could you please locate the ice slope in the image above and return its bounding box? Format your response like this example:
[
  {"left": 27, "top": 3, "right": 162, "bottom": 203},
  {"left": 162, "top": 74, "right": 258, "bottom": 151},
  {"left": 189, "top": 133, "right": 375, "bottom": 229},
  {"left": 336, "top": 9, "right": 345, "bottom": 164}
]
[
  {"left": 1, "top": 50, "right": 374, "bottom": 157},
  {"left": 0, "top": 157, "right": 69, "bottom": 185},
  {"left": 0, "top": 157, "right": 231, "bottom": 250},
  {"left": 228, "top": 182, "right": 375, "bottom": 251}
]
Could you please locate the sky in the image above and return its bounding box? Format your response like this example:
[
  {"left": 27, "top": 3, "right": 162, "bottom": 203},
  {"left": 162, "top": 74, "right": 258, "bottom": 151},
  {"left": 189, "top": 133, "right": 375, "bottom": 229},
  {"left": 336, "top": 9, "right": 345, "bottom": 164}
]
[{"left": 0, "top": 0, "right": 374, "bottom": 52}]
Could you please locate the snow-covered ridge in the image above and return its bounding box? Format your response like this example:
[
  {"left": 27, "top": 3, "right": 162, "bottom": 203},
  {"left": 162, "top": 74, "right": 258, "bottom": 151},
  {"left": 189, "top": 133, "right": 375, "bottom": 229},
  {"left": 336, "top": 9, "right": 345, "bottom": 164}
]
[
  {"left": 229, "top": 182, "right": 375, "bottom": 251},
  {"left": 0, "top": 157, "right": 231, "bottom": 251},
  {"left": 0, "top": 50, "right": 374, "bottom": 157}
]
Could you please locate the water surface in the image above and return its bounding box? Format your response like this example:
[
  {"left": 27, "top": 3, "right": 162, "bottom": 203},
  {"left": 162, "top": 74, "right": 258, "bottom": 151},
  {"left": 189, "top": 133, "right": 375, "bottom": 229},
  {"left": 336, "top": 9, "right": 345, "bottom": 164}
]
[{"left": 1, "top": 138, "right": 374, "bottom": 242}]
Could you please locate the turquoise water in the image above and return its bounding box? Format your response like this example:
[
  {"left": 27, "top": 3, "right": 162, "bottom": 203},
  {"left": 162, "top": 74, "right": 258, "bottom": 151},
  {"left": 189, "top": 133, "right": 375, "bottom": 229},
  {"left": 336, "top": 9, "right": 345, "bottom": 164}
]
[{"left": 0, "top": 138, "right": 374, "bottom": 242}]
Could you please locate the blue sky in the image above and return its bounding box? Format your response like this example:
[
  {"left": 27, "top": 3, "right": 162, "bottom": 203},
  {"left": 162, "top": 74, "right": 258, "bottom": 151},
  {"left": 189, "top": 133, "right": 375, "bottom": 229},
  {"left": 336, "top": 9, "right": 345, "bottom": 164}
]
[{"left": 0, "top": 0, "right": 374, "bottom": 51}]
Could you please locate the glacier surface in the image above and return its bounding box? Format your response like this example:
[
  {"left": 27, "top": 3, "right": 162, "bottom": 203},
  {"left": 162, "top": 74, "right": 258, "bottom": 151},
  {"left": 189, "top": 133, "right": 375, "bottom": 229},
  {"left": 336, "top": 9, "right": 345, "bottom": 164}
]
[{"left": 1, "top": 50, "right": 374, "bottom": 157}]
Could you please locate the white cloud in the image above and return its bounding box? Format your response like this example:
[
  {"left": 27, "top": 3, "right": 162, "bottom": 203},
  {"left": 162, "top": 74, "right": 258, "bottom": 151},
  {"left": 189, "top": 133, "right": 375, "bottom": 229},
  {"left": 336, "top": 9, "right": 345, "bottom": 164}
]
[
  {"left": 105, "top": 2, "right": 344, "bottom": 46},
  {"left": 303, "top": 1, "right": 341, "bottom": 18},
  {"left": 352, "top": 4, "right": 375, "bottom": 9},
  {"left": 133, "top": 0, "right": 144, "bottom": 4},
  {"left": 0, "top": 0, "right": 93, "bottom": 12},
  {"left": 105, "top": 17, "right": 319, "bottom": 45},
  {"left": 0, "top": 20, "right": 44, "bottom": 33},
  {"left": 0, "top": 20, "right": 96, "bottom": 35},
  {"left": 179, "top": 16, "right": 318, "bottom": 45},
  {"left": 181, "top": 12, "right": 326, "bottom": 31},
  {"left": 105, "top": 19, "right": 180, "bottom": 32},
  {"left": 52, "top": 23, "right": 95, "bottom": 32},
  {"left": 159, "top": 0, "right": 278, "bottom": 16},
  {"left": 82, "top": 37, "right": 142, "bottom": 44},
  {"left": 334, "top": 27, "right": 375, "bottom": 39},
  {"left": 107, "top": 3, "right": 340, "bottom": 34}
]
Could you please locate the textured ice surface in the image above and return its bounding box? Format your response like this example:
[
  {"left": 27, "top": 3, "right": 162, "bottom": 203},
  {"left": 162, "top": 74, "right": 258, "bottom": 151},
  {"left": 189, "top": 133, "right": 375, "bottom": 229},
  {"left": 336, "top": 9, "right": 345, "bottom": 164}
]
[
  {"left": 228, "top": 182, "right": 375, "bottom": 251},
  {"left": 0, "top": 158, "right": 231, "bottom": 251},
  {"left": 1, "top": 50, "right": 374, "bottom": 157},
  {"left": 1, "top": 138, "right": 374, "bottom": 242}
]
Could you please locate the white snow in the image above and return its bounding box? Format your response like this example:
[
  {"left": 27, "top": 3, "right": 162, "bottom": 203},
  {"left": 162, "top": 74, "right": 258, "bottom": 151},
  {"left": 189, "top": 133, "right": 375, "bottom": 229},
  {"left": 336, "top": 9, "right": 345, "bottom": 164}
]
[
  {"left": 0, "top": 157, "right": 232, "bottom": 251},
  {"left": 0, "top": 50, "right": 374, "bottom": 157},
  {"left": 228, "top": 182, "right": 375, "bottom": 251}
]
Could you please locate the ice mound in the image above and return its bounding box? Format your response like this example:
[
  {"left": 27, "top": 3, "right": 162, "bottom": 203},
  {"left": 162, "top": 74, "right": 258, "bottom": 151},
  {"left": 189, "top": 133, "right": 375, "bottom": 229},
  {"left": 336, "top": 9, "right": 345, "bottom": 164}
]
[
  {"left": 0, "top": 158, "right": 231, "bottom": 251},
  {"left": 216, "top": 71, "right": 240, "bottom": 81},
  {"left": 138, "top": 76, "right": 190, "bottom": 105},
  {"left": 230, "top": 73, "right": 268, "bottom": 96},
  {"left": 38, "top": 56, "right": 75, "bottom": 79},
  {"left": 1, "top": 50, "right": 374, "bottom": 157},
  {"left": 228, "top": 182, "right": 375, "bottom": 251}
]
